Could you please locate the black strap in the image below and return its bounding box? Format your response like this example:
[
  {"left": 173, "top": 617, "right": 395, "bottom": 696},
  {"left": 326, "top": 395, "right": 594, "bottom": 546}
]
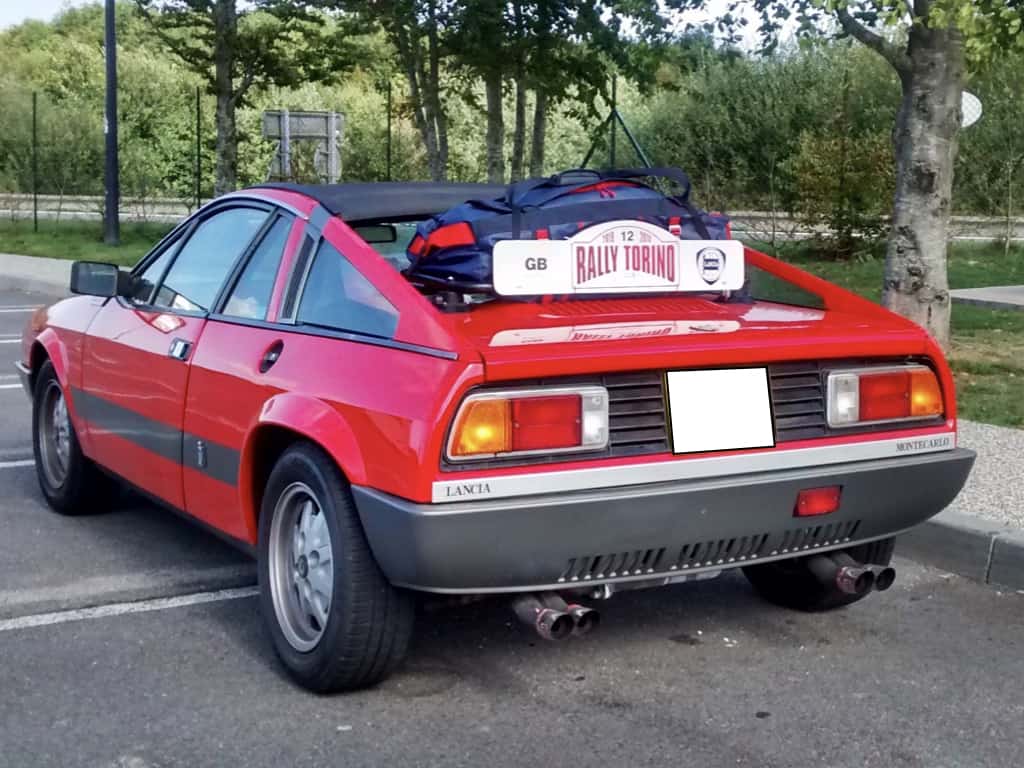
[{"left": 471, "top": 197, "right": 702, "bottom": 239}]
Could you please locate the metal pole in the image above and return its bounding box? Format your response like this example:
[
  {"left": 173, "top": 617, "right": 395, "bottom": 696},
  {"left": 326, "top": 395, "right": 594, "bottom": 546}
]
[
  {"left": 103, "top": 0, "right": 119, "bottom": 245},
  {"left": 609, "top": 74, "right": 617, "bottom": 169},
  {"left": 32, "top": 91, "right": 38, "bottom": 233},
  {"left": 386, "top": 81, "right": 392, "bottom": 181},
  {"left": 195, "top": 86, "right": 201, "bottom": 209}
]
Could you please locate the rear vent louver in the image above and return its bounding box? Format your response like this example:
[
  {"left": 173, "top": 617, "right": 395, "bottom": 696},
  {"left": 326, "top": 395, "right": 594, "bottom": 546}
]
[
  {"left": 605, "top": 372, "right": 669, "bottom": 457},
  {"left": 768, "top": 362, "right": 828, "bottom": 442},
  {"left": 775, "top": 520, "right": 861, "bottom": 554},
  {"left": 559, "top": 533, "right": 771, "bottom": 582}
]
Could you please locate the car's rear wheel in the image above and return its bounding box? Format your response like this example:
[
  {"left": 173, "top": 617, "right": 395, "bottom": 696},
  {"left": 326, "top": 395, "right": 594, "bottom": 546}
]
[
  {"left": 258, "top": 442, "right": 414, "bottom": 692},
  {"left": 743, "top": 538, "right": 896, "bottom": 612},
  {"left": 32, "top": 361, "right": 116, "bottom": 515}
]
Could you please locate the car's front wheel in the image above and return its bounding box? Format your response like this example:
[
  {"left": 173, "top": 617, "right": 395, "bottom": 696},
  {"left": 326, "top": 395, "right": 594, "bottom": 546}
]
[
  {"left": 258, "top": 442, "right": 414, "bottom": 692},
  {"left": 32, "top": 361, "right": 116, "bottom": 514}
]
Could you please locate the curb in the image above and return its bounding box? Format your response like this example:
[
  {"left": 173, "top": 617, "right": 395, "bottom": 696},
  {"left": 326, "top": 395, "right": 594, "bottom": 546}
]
[{"left": 898, "top": 509, "right": 1024, "bottom": 590}]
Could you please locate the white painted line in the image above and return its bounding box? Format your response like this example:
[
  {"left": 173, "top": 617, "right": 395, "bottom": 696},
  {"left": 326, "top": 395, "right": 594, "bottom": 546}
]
[
  {"left": 0, "top": 384, "right": 23, "bottom": 389},
  {"left": 0, "top": 459, "right": 35, "bottom": 469},
  {"left": 0, "top": 586, "right": 259, "bottom": 633},
  {"left": 0, "top": 374, "right": 17, "bottom": 381},
  {"left": 0, "top": 308, "right": 36, "bottom": 313},
  {"left": 0, "top": 339, "right": 21, "bottom": 344}
]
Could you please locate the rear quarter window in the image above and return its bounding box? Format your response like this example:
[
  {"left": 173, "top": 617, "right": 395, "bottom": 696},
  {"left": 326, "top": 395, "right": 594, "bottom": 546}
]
[{"left": 296, "top": 241, "right": 399, "bottom": 339}]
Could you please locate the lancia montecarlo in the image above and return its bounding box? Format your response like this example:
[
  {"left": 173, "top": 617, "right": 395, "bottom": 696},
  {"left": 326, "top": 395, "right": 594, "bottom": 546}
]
[{"left": 16, "top": 167, "right": 975, "bottom": 692}]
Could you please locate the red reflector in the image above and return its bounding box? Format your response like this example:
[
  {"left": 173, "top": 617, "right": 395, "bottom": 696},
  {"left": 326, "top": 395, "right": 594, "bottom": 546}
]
[
  {"left": 859, "top": 371, "right": 911, "bottom": 421},
  {"left": 511, "top": 395, "right": 581, "bottom": 452},
  {"left": 794, "top": 486, "right": 842, "bottom": 517}
]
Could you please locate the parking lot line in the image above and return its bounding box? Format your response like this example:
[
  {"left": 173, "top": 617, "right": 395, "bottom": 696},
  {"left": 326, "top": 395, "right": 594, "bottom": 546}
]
[
  {"left": 0, "top": 384, "right": 22, "bottom": 389},
  {"left": 0, "top": 460, "right": 35, "bottom": 469},
  {"left": 0, "top": 308, "right": 36, "bottom": 313},
  {"left": 0, "top": 586, "right": 259, "bottom": 633}
]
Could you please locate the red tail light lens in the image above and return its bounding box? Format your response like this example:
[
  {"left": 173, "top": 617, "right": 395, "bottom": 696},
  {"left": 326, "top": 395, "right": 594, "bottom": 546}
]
[
  {"left": 859, "top": 370, "right": 914, "bottom": 421},
  {"left": 511, "top": 395, "right": 581, "bottom": 451},
  {"left": 794, "top": 486, "right": 842, "bottom": 517}
]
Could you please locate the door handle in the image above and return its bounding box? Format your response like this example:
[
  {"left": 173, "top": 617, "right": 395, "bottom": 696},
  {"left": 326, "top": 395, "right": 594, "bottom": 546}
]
[
  {"left": 168, "top": 338, "right": 192, "bottom": 361},
  {"left": 259, "top": 340, "right": 284, "bottom": 373}
]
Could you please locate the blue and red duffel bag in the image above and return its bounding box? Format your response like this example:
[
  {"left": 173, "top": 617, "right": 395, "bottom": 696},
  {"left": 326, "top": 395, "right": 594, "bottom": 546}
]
[{"left": 405, "top": 167, "right": 730, "bottom": 291}]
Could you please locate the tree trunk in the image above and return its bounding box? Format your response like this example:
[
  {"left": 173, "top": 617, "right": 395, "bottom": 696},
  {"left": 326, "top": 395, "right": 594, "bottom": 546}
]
[
  {"left": 212, "top": 0, "right": 237, "bottom": 196},
  {"left": 883, "top": 24, "right": 965, "bottom": 350},
  {"left": 510, "top": 76, "right": 527, "bottom": 181},
  {"left": 484, "top": 71, "right": 505, "bottom": 184},
  {"left": 529, "top": 89, "right": 547, "bottom": 178}
]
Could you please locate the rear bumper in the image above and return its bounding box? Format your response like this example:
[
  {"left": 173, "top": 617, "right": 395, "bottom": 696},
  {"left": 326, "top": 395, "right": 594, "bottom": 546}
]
[
  {"left": 14, "top": 361, "right": 31, "bottom": 398},
  {"left": 353, "top": 448, "right": 975, "bottom": 594}
]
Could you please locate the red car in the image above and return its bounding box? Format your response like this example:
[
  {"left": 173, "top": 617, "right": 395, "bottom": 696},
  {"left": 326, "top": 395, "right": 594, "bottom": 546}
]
[{"left": 16, "top": 179, "right": 974, "bottom": 692}]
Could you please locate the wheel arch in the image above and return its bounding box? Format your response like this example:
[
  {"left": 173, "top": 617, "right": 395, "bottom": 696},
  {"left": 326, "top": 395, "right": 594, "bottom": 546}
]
[{"left": 239, "top": 393, "right": 368, "bottom": 543}]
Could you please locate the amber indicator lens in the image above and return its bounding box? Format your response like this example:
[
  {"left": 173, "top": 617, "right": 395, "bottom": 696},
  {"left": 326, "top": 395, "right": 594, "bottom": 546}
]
[{"left": 451, "top": 399, "right": 511, "bottom": 456}]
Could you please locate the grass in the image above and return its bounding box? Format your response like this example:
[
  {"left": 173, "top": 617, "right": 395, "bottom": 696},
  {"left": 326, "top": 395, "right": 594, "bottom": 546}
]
[
  {"left": 2, "top": 219, "right": 1020, "bottom": 427},
  {"left": 0, "top": 219, "right": 172, "bottom": 267},
  {"left": 766, "top": 240, "right": 1024, "bottom": 428}
]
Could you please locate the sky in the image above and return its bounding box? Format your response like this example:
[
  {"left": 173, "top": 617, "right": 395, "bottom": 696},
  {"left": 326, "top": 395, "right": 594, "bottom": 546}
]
[{"left": 0, "top": 0, "right": 92, "bottom": 30}]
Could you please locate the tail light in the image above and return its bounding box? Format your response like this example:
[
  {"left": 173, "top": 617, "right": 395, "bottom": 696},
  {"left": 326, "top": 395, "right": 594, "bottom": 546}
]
[
  {"left": 826, "top": 364, "right": 943, "bottom": 428},
  {"left": 447, "top": 386, "right": 609, "bottom": 461}
]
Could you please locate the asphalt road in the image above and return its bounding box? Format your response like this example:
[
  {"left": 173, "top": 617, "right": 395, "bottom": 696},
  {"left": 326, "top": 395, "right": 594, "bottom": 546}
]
[{"left": 2, "top": 286, "right": 1023, "bottom": 768}]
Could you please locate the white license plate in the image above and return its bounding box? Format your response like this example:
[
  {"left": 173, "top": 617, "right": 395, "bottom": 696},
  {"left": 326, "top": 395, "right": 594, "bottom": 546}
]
[{"left": 666, "top": 367, "right": 775, "bottom": 454}]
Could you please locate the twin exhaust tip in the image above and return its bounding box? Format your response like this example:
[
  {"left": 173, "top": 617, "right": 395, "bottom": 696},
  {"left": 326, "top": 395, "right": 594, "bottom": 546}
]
[
  {"left": 807, "top": 553, "right": 897, "bottom": 596},
  {"left": 512, "top": 593, "right": 599, "bottom": 641}
]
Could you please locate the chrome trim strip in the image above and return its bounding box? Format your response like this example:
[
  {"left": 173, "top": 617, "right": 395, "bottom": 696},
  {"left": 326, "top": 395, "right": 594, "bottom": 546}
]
[
  {"left": 431, "top": 430, "right": 957, "bottom": 503},
  {"left": 392, "top": 530, "right": 906, "bottom": 594}
]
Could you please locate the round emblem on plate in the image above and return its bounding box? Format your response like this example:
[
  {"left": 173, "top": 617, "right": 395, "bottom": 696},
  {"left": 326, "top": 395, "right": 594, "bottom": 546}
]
[{"left": 696, "top": 247, "right": 726, "bottom": 285}]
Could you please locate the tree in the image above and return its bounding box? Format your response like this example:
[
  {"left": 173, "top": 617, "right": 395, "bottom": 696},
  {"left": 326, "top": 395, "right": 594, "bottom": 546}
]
[
  {"left": 675, "top": 0, "right": 1024, "bottom": 349},
  {"left": 135, "top": 0, "right": 362, "bottom": 196}
]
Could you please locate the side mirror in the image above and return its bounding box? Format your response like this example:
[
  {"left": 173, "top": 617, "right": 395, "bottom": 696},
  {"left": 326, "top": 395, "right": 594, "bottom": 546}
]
[{"left": 69, "top": 261, "right": 131, "bottom": 297}]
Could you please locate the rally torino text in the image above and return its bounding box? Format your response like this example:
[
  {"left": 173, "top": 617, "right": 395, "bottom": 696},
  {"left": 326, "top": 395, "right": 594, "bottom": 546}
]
[{"left": 575, "top": 244, "right": 676, "bottom": 284}]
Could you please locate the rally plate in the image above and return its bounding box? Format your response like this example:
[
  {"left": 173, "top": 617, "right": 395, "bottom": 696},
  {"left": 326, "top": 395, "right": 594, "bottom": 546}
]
[{"left": 492, "top": 219, "right": 744, "bottom": 296}]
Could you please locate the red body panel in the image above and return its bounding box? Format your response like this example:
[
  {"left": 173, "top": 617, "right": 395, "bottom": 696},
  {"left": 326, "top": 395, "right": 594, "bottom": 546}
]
[
  {"left": 81, "top": 301, "right": 206, "bottom": 508},
  {"left": 20, "top": 187, "right": 961, "bottom": 549}
]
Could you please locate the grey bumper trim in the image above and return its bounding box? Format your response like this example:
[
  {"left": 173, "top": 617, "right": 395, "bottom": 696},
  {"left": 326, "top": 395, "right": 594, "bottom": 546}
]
[{"left": 354, "top": 448, "right": 976, "bottom": 594}]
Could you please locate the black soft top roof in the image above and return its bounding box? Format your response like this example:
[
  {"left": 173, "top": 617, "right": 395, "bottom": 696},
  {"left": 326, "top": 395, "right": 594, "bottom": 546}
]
[{"left": 252, "top": 181, "right": 507, "bottom": 223}]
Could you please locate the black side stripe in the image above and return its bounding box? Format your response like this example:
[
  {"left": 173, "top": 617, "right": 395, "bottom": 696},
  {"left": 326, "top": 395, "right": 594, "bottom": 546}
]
[{"left": 72, "top": 388, "right": 240, "bottom": 487}]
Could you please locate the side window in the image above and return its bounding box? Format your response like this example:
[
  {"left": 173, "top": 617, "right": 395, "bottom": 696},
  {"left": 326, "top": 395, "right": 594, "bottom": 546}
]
[
  {"left": 154, "top": 207, "right": 269, "bottom": 312},
  {"left": 130, "top": 236, "right": 183, "bottom": 304},
  {"left": 222, "top": 216, "right": 293, "bottom": 320},
  {"left": 296, "top": 240, "right": 399, "bottom": 338}
]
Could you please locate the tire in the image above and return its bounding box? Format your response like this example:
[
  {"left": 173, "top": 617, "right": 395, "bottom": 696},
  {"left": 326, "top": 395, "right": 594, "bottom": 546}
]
[
  {"left": 258, "top": 442, "right": 414, "bottom": 693},
  {"left": 742, "top": 538, "right": 895, "bottom": 612},
  {"left": 31, "top": 360, "right": 116, "bottom": 515}
]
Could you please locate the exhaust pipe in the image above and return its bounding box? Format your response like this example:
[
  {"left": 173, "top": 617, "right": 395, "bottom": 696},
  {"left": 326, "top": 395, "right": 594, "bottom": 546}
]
[
  {"left": 806, "top": 554, "right": 875, "bottom": 596},
  {"left": 512, "top": 594, "right": 573, "bottom": 641},
  {"left": 872, "top": 565, "right": 896, "bottom": 591},
  {"left": 539, "top": 593, "right": 600, "bottom": 637}
]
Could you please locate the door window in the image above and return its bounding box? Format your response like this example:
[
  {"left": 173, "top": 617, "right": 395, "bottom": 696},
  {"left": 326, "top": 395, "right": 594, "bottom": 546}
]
[
  {"left": 296, "top": 241, "right": 399, "bottom": 338},
  {"left": 154, "top": 207, "right": 269, "bottom": 312},
  {"left": 130, "top": 236, "right": 183, "bottom": 304},
  {"left": 222, "top": 216, "right": 293, "bottom": 320}
]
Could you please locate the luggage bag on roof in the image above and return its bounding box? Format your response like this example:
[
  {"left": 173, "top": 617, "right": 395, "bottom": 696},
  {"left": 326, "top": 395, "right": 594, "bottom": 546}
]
[{"left": 405, "top": 167, "right": 730, "bottom": 291}]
